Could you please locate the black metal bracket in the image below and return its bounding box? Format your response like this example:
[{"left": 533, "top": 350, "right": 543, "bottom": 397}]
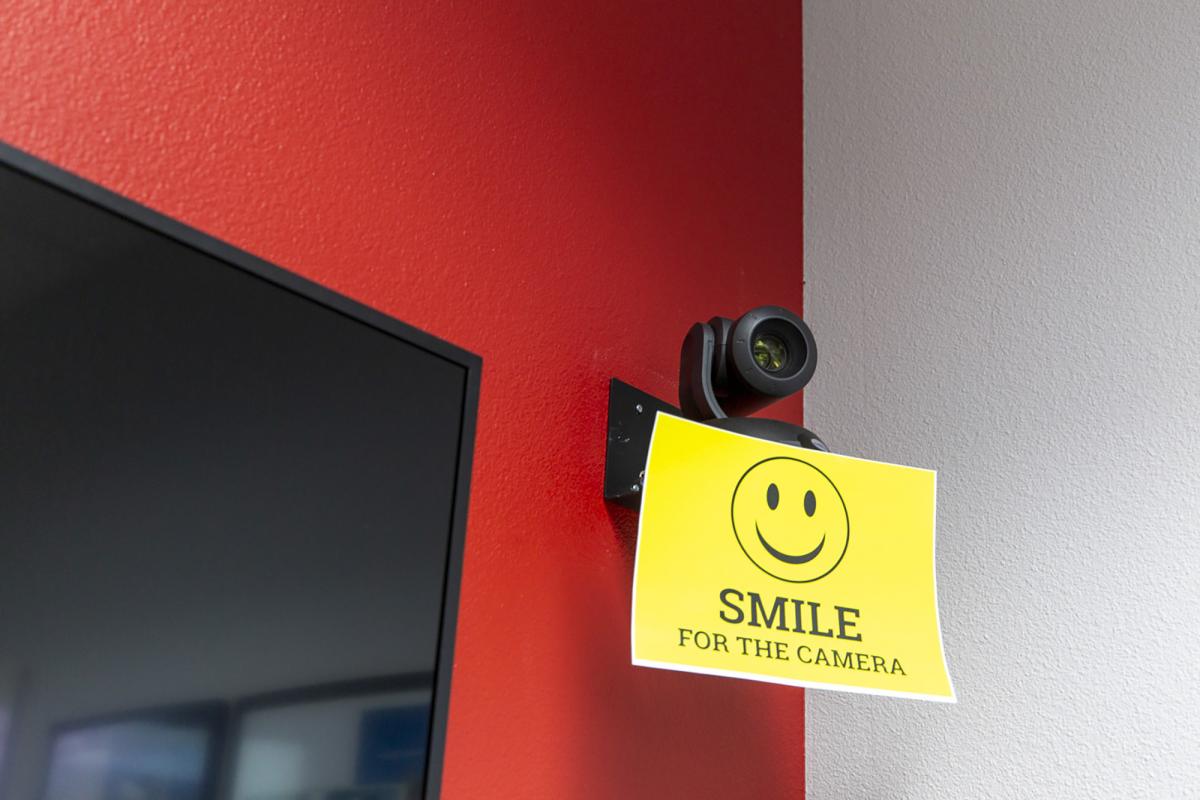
[
  {"left": 603, "top": 378, "right": 828, "bottom": 512},
  {"left": 603, "top": 379, "right": 680, "bottom": 510}
]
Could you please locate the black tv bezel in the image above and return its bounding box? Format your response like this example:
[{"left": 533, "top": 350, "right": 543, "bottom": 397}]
[
  {"left": 38, "top": 700, "right": 229, "bottom": 800},
  {"left": 0, "top": 139, "right": 480, "bottom": 800}
]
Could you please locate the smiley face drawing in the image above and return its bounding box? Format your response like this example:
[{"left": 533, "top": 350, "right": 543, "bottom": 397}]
[{"left": 731, "top": 457, "right": 850, "bottom": 583}]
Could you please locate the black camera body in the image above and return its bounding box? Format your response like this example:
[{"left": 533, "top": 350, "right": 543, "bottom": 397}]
[
  {"left": 679, "top": 305, "right": 827, "bottom": 451},
  {"left": 603, "top": 304, "right": 826, "bottom": 509}
]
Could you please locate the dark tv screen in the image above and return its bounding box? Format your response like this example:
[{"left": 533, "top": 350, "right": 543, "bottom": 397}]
[{"left": 0, "top": 144, "right": 477, "bottom": 799}]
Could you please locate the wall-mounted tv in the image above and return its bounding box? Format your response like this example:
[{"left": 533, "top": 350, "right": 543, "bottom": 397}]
[{"left": 0, "top": 141, "right": 479, "bottom": 799}]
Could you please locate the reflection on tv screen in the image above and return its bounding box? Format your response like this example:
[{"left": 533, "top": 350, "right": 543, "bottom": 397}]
[
  {"left": 0, "top": 708, "right": 9, "bottom": 787},
  {"left": 230, "top": 681, "right": 430, "bottom": 800},
  {"left": 44, "top": 719, "right": 213, "bottom": 800}
]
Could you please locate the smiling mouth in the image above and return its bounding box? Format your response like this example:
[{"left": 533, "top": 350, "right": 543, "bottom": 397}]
[{"left": 756, "top": 522, "right": 825, "bottom": 564}]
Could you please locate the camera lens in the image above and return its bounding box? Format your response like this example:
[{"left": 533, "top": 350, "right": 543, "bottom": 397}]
[
  {"left": 681, "top": 305, "right": 816, "bottom": 420},
  {"left": 752, "top": 334, "right": 789, "bottom": 373}
]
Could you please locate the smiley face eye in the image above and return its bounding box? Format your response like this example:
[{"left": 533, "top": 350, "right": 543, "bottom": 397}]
[
  {"left": 767, "top": 483, "right": 779, "bottom": 510},
  {"left": 804, "top": 490, "right": 816, "bottom": 516}
]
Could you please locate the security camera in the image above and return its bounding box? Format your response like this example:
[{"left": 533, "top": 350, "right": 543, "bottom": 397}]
[{"left": 679, "top": 305, "right": 828, "bottom": 451}]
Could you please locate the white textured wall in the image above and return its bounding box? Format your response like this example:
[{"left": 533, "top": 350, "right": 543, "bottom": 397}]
[{"left": 803, "top": 2, "right": 1200, "bottom": 797}]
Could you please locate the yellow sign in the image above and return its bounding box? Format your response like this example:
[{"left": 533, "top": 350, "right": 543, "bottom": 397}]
[{"left": 632, "top": 414, "right": 955, "bottom": 702}]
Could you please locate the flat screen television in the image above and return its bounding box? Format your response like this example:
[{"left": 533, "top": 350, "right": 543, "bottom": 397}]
[{"left": 0, "top": 142, "right": 479, "bottom": 799}]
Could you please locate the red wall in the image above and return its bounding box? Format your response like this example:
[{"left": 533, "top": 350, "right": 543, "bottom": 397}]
[{"left": 0, "top": 2, "right": 805, "bottom": 796}]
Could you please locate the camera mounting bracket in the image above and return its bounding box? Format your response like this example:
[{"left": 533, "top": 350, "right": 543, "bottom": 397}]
[
  {"left": 603, "top": 379, "right": 828, "bottom": 511},
  {"left": 603, "top": 379, "right": 680, "bottom": 510}
]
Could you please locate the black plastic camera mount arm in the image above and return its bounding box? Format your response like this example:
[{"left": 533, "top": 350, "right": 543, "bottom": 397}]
[{"left": 679, "top": 321, "right": 725, "bottom": 420}]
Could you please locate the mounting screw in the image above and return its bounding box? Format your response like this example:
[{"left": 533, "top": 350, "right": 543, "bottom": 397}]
[
  {"left": 630, "top": 484, "right": 641, "bottom": 493},
  {"left": 635, "top": 403, "right": 644, "bottom": 414},
  {"left": 638, "top": 470, "right": 645, "bottom": 480}
]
